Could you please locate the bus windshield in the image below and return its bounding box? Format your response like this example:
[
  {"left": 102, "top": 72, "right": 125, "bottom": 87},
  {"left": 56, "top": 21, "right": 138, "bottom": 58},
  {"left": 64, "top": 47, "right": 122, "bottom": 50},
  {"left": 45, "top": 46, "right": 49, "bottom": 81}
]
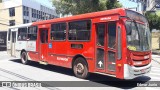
[{"left": 126, "top": 21, "right": 151, "bottom": 51}]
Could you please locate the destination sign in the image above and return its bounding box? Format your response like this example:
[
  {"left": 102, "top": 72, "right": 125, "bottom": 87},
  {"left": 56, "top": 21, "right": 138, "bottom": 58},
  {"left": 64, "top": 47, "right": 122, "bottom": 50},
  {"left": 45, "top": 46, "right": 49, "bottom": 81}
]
[{"left": 125, "top": 9, "right": 148, "bottom": 23}]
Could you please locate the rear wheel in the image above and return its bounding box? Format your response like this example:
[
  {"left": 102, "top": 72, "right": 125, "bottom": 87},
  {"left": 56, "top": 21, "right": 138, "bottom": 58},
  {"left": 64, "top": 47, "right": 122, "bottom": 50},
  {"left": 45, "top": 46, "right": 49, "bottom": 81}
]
[
  {"left": 73, "top": 57, "right": 89, "bottom": 79},
  {"left": 21, "top": 51, "right": 29, "bottom": 64}
]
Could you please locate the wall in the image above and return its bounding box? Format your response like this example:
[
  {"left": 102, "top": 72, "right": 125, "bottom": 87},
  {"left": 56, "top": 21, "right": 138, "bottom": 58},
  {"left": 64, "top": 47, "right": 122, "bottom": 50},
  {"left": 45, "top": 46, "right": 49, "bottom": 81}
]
[{"left": 0, "top": 5, "right": 23, "bottom": 31}]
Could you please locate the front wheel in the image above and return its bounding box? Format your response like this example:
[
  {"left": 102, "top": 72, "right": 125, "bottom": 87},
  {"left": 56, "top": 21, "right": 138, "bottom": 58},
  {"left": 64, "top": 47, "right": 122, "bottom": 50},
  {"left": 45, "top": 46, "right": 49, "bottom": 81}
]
[
  {"left": 73, "top": 57, "right": 89, "bottom": 79},
  {"left": 21, "top": 51, "right": 29, "bottom": 64}
]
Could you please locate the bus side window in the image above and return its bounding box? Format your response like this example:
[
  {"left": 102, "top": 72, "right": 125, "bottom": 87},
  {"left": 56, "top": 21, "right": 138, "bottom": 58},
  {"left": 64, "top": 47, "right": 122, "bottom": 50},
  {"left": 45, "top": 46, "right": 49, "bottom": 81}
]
[
  {"left": 68, "top": 20, "right": 91, "bottom": 41},
  {"left": 17, "top": 28, "right": 27, "bottom": 41},
  {"left": 96, "top": 24, "right": 105, "bottom": 46},
  {"left": 108, "top": 22, "right": 116, "bottom": 49},
  {"left": 28, "top": 26, "right": 37, "bottom": 41},
  {"left": 51, "top": 23, "right": 66, "bottom": 41},
  {"left": 40, "top": 30, "right": 48, "bottom": 43}
]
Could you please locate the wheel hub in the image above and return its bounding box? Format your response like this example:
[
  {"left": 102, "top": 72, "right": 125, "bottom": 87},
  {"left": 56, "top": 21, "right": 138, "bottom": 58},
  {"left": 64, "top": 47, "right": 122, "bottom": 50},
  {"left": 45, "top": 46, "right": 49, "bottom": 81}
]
[{"left": 76, "top": 63, "right": 84, "bottom": 73}]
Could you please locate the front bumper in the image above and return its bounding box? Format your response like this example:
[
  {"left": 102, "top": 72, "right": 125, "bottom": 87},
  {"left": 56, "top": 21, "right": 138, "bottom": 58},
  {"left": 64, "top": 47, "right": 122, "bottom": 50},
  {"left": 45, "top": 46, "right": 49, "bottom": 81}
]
[{"left": 124, "top": 63, "right": 151, "bottom": 79}]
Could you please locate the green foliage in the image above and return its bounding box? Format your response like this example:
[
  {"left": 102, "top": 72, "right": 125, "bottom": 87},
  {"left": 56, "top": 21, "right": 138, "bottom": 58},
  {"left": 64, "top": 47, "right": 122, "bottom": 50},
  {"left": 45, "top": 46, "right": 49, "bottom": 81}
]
[
  {"left": 52, "top": 0, "right": 122, "bottom": 16},
  {"left": 145, "top": 12, "right": 160, "bottom": 30},
  {"left": 106, "top": 0, "right": 122, "bottom": 9}
]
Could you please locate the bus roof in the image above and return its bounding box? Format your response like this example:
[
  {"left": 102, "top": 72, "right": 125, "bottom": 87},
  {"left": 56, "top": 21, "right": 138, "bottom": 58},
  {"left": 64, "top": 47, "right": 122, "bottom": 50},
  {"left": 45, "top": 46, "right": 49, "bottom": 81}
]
[
  {"left": 32, "top": 8, "right": 126, "bottom": 25},
  {"left": 9, "top": 23, "right": 32, "bottom": 29}
]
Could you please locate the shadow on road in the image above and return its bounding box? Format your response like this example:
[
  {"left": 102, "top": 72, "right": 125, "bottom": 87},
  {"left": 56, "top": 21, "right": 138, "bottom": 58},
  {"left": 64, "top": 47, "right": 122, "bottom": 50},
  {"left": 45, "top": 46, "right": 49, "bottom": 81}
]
[{"left": 10, "top": 59, "right": 151, "bottom": 89}]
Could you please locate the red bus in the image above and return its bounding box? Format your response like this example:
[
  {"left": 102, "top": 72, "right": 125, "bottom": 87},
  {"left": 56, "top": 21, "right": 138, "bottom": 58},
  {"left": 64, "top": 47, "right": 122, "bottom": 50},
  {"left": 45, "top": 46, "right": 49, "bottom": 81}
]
[{"left": 7, "top": 8, "right": 151, "bottom": 79}]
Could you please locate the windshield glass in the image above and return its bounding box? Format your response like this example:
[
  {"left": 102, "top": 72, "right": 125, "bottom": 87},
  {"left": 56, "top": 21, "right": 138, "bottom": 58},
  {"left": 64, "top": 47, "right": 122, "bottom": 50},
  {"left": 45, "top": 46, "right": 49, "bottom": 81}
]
[{"left": 126, "top": 21, "right": 151, "bottom": 51}]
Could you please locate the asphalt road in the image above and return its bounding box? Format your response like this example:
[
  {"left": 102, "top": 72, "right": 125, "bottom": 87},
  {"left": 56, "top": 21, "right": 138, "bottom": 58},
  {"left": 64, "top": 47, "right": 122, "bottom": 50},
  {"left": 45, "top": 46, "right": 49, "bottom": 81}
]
[{"left": 0, "top": 51, "right": 160, "bottom": 90}]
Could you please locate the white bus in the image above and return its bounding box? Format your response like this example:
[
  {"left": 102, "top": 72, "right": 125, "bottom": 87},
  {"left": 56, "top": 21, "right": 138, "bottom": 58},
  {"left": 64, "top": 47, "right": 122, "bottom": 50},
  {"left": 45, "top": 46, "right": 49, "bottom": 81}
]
[{"left": 7, "top": 23, "right": 37, "bottom": 61}]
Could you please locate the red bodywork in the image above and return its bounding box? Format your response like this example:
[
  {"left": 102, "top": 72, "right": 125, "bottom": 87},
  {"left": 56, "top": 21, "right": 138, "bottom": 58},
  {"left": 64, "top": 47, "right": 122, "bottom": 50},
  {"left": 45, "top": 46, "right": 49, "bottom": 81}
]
[{"left": 26, "top": 8, "right": 151, "bottom": 79}]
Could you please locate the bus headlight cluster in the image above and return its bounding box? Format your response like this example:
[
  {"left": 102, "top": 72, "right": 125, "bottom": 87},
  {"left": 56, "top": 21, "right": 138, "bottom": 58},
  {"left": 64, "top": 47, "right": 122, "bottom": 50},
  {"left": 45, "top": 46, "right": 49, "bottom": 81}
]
[{"left": 134, "top": 61, "right": 142, "bottom": 65}]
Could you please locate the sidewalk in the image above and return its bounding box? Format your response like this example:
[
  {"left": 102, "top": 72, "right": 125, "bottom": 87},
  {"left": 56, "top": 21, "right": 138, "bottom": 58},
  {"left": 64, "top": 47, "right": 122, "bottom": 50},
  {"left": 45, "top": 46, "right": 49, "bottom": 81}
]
[
  {"left": 0, "top": 51, "right": 12, "bottom": 60},
  {"left": 152, "top": 49, "right": 160, "bottom": 64},
  {"left": 0, "top": 51, "right": 7, "bottom": 56},
  {"left": 152, "top": 55, "right": 160, "bottom": 66}
]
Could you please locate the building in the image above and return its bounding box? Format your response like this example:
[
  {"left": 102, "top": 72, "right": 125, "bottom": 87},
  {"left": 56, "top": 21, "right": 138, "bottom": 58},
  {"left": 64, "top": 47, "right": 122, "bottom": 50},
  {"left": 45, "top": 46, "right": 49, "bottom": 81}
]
[
  {"left": 0, "top": 0, "right": 58, "bottom": 31},
  {"left": 143, "top": 0, "right": 160, "bottom": 11}
]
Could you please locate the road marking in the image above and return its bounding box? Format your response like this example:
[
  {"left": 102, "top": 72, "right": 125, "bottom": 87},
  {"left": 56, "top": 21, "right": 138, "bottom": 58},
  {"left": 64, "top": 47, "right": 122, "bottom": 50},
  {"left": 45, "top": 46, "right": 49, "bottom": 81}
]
[
  {"left": 146, "top": 87, "right": 160, "bottom": 90},
  {"left": 151, "top": 69, "right": 160, "bottom": 72},
  {"left": 149, "top": 72, "right": 160, "bottom": 76},
  {"left": 150, "top": 76, "right": 160, "bottom": 81},
  {"left": 151, "top": 66, "right": 160, "bottom": 70}
]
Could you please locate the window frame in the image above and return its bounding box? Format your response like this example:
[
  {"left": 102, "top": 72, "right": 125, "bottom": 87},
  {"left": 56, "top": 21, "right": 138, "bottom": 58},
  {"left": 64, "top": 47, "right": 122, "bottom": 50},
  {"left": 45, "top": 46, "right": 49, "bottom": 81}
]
[
  {"left": 68, "top": 19, "right": 92, "bottom": 42},
  {"left": 9, "top": 7, "right": 15, "bottom": 17},
  {"left": 23, "top": 19, "right": 29, "bottom": 24},
  {"left": 17, "top": 27, "right": 28, "bottom": 41},
  {"left": 23, "top": 6, "right": 29, "bottom": 16},
  {"left": 50, "top": 22, "right": 67, "bottom": 41},
  {"left": 9, "top": 20, "right": 15, "bottom": 26},
  {"left": 96, "top": 23, "right": 105, "bottom": 46},
  {"left": 27, "top": 26, "right": 38, "bottom": 41},
  {"left": 107, "top": 21, "right": 117, "bottom": 49}
]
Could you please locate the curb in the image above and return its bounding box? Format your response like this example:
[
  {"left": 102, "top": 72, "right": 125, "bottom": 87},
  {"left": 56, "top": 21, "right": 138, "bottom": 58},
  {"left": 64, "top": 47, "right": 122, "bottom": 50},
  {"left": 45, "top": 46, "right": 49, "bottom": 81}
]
[{"left": 152, "top": 50, "right": 160, "bottom": 55}]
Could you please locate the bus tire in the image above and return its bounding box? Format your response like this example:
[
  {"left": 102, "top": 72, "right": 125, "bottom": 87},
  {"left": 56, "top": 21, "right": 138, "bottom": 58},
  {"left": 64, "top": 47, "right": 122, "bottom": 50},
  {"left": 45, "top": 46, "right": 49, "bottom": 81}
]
[
  {"left": 21, "top": 51, "right": 29, "bottom": 65},
  {"left": 73, "top": 57, "right": 89, "bottom": 79}
]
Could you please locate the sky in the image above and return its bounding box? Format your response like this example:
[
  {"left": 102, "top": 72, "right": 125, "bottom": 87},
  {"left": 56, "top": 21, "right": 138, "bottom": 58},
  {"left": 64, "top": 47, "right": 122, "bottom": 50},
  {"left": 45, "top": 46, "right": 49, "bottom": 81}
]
[
  {"left": 119, "top": 0, "right": 137, "bottom": 8},
  {"left": 36, "top": 0, "right": 141, "bottom": 11},
  {"left": 37, "top": 0, "right": 137, "bottom": 9},
  {"left": 119, "top": 0, "right": 140, "bottom": 11},
  {"left": 35, "top": 0, "right": 53, "bottom": 8}
]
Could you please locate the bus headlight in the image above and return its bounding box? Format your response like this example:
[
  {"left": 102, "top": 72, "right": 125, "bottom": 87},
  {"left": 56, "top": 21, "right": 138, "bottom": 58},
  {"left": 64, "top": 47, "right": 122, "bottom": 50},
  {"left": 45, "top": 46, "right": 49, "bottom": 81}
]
[{"left": 134, "top": 61, "right": 142, "bottom": 65}]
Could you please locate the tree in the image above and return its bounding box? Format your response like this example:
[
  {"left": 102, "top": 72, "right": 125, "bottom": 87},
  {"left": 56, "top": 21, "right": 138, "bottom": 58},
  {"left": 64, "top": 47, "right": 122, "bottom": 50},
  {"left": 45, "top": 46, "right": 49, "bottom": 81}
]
[
  {"left": 106, "top": 0, "right": 122, "bottom": 9},
  {"left": 145, "top": 12, "right": 160, "bottom": 49},
  {"left": 145, "top": 12, "right": 160, "bottom": 31},
  {"left": 52, "top": 0, "right": 122, "bottom": 16}
]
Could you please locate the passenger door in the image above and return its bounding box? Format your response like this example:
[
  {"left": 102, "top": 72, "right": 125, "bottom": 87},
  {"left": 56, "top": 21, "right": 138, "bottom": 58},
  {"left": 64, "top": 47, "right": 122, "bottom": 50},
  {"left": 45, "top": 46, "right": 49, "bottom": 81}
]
[
  {"left": 95, "top": 22, "right": 117, "bottom": 75},
  {"left": 106, "top": 22, "right": 117, "bottom": 74},
  {"left": 39, "top": 29, "right": 49, "bottom": 61},
  {"left": 11, "top": 31, "right": 17, "bottom": 56}
]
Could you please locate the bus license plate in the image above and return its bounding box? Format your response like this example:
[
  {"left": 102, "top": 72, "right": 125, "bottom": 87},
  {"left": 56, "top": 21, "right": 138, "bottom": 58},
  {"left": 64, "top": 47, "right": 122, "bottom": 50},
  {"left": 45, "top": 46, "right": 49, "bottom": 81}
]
[{"left": 141, "top": 69, "right": 145, "bottom": 73}]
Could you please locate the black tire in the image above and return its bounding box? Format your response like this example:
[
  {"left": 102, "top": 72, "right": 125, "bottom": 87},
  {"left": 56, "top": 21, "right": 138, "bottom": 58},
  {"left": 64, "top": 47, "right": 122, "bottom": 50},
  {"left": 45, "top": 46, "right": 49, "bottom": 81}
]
[
  {"left": 21, "top": 51, "right": 29, "bottom": 64},
  {"left": 73, "top": 57, "right": 89, "bottom": 79}
]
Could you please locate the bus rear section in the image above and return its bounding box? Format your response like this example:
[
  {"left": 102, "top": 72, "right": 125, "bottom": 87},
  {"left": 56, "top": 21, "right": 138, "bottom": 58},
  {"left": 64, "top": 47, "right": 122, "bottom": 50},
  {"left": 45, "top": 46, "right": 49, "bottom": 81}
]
[
  {"left": 7, "top": 29, "right": 17, "bottom": 56},
  {"left": 7, "top": 23, "right": 32, "bottom": 57}
]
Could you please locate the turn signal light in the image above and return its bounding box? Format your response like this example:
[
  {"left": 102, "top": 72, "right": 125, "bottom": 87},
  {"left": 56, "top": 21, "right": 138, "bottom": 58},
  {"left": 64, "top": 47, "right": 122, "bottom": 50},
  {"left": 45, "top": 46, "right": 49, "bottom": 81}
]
[{"left": 118, "top": 64, "right": 122, "bottom": 66}]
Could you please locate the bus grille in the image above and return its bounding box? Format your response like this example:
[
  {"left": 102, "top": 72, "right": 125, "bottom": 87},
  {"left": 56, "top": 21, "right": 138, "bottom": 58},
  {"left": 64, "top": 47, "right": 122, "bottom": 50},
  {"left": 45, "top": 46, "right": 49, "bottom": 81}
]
[{"left": 131, "top": 54, "right": 150, "bottom": 67}]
